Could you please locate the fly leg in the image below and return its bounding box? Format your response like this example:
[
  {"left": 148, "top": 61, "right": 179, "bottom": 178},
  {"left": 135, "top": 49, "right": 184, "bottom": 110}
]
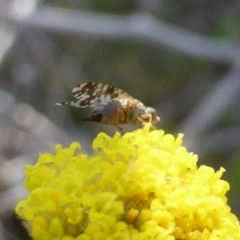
[
  {"left": 114, "top": 107, "right": 124, "bottom": 133},
  {"left": 140, "top": 113, "right": 152, "bottom": 123},
  {"left": 99, "top": 123, "right": 106, "bottom": 132},
  {"left": 124, "top": 101, "right": 131, "bottom": 123},
  {"left": 114, "top": 124, "right": 123, "bottom": 133},
  {"left": 138, "top": 113, "right": 157, "bottom": 129}
]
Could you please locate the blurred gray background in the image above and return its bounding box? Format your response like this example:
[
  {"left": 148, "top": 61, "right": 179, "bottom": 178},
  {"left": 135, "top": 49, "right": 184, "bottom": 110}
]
[{"left": 0, "top": 0, "right": 240, "bottom": 239}]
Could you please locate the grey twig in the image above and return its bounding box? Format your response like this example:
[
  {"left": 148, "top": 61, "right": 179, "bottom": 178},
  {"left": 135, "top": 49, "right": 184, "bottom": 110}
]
[
  {"left": 2, "top": 6, "right": 240, "bottom": 64},
  {"left": 0, "top": 0, "right": 39, "bottom": 65},
  {"left": 195, "top": 126, "right": 240, "bottom": 157},
  {"left": 179, "top": 66, "right": 240, "bottom": 150}
]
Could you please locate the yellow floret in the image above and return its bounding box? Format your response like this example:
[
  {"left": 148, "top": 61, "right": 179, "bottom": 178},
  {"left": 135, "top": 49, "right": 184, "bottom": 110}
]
[{"left": 15, "top": 124, "right": 240, "bottom": 240}]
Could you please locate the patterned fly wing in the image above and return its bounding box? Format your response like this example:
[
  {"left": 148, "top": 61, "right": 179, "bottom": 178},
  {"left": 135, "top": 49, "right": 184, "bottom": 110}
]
[{"left": 56, "top": 82, "right": 139, "bottom": 109}]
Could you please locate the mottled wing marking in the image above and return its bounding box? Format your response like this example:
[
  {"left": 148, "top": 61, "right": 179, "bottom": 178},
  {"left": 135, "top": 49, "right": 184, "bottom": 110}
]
[{"left": 69, "top": 82, "right": 138, "bottom": 108}]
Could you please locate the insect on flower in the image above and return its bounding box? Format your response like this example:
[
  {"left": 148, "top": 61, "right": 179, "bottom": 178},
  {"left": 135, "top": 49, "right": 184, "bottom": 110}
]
[{"left": 55, "top": 82, "right": 160, "bottom": 132}]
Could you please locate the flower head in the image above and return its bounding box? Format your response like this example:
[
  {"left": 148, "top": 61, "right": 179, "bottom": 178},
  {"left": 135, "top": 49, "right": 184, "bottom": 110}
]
[{"left": 16, "top": 124, "right": 240, "bottom": 240}]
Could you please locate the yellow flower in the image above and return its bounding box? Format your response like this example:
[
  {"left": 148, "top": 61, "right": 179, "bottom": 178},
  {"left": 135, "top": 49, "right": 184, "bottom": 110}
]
[{"left": 15, "top": 124, "right": 240, "bottom": 240}]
